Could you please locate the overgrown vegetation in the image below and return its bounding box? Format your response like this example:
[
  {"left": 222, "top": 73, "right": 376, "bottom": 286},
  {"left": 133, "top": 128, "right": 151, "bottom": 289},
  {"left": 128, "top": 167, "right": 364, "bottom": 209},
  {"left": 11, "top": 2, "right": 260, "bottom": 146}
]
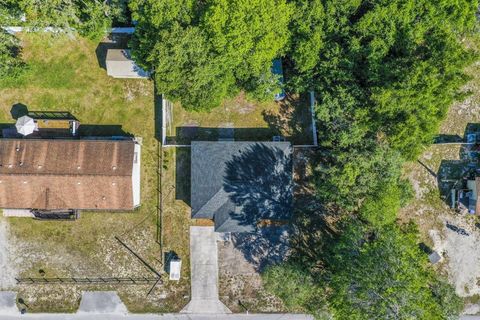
[
  {"left": 0, "top": 0, "right": 129, "bottom": 39},
  {"left": 0, "top": 29, "right": 24, "bottom": 78},
  {"left": 262, "top": 0, "right": 478, "bottom": 319},
  {"left": 130, "top": 0, "right": 292, "bottom": 110}
]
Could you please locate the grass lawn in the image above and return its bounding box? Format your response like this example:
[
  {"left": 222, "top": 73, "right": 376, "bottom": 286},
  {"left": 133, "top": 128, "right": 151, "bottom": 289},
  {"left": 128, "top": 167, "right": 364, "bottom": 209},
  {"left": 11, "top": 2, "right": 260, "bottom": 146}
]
[
  {"left": 166, "top": 92, "right": 314, "bottom": 145},
  {"left": 0, "top": 33, "right": 190, "bottom": 313}
]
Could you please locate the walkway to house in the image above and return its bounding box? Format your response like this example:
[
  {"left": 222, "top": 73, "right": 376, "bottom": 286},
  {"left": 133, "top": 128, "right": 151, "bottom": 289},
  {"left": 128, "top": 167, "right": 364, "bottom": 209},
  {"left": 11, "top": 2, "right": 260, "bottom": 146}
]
[{"left": 181, "top": 226, "right": 231, "bottom": 314}]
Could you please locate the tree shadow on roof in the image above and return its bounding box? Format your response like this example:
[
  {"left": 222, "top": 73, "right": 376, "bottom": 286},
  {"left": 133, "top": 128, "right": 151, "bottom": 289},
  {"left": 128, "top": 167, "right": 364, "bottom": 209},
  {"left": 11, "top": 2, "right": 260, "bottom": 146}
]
[{"left": 222, "top": 143, "right": 293, "bottom": 230}]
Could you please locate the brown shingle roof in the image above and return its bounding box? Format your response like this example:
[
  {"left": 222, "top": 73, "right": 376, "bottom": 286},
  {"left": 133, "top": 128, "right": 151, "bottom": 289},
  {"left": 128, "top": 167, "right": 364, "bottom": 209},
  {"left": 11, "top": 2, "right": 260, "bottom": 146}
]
[{"left": 0, "top": 139, "right": 135, "bottom": 210}]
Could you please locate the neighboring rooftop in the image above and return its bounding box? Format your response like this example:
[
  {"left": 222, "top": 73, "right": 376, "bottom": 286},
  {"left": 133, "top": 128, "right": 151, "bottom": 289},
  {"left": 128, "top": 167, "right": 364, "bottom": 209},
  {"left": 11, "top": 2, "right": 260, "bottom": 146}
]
[
  {"left": 191, "top": 141, "right": 293, "bottom": 233},
  {"left": 0, "top": 138, "right": 141, "bottom": 210}
]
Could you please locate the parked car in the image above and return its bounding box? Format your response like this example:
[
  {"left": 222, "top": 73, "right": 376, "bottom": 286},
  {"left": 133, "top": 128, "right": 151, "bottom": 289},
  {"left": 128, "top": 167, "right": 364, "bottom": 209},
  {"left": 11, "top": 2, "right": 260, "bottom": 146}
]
[{"left": 272, "top": 58, "right": 286, "bottom": 101}]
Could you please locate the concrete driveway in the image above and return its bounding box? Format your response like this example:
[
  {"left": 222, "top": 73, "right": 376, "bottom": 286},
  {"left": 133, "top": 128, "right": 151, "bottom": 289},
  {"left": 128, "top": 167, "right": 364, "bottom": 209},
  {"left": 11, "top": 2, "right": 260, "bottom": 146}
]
[
  {"left": 0, "top": 219, "right": 17, "bottom": 289},
  {"left": 181, "top": 226, "right": 231, "bottom": 314}
]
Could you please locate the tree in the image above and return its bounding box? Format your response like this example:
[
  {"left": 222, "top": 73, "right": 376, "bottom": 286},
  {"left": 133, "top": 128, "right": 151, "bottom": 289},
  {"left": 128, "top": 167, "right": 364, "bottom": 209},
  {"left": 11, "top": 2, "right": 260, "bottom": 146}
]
[
  {"left": 0, "top": 30, "right": 25, "bottom": 79},
  {"left": 288, "top": 0, "right": 325, "bottom": 81},
  {"left": 326, "top": 222, "right": 462, "bottom": 319},
  {"left": 293, "top": 0, "right": 477, "bottom": 159},
  {"left": 313, "top": 139, "right": 402, "bottom": 210},
  {"left": 150, "top": 24, "right": 234, "bottom": 110},
  {"left": 130, "top": 0, "right": 292, "bottom": 110},
  {"left": 263, "top": 261, "right": 328, "bottom": 318}
]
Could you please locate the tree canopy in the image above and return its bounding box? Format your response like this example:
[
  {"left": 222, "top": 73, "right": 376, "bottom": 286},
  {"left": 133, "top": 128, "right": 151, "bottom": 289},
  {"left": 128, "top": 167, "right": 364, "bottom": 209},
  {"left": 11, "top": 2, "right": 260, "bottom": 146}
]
[
  {"left": 262, "top": 0, "right": 477, "bottom": 318},
  {"left": 326, "top": 223, "right": 462, "bottom": 320},
  {"left": 130, "top": 0, "right": 292, "bottom": 110}
]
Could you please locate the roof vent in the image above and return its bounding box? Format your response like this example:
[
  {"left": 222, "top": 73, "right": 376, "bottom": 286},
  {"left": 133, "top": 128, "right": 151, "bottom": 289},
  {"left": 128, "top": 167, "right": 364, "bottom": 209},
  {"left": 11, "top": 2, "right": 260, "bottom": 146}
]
[
  {"left": 112, "top": 182, "right": 116, "bottom": 186},
  {"left": 19, "top": 162, "right": 23, "bottom": 166},
  {"left": 102, "top": 196, "right": 106, "bottom": 200},
  {"left": 37, "top": 165, "right": 42, "bottom": 169},
  {"left": 77, "top": 165, "right": 81, "bottom": 170},
  {"left": 15, "top": 147, "right": 20, "bottom": 152},
  {"left": 77, "top": 182, "right": 81, "bottom": 185},
  {"left": 8, "top": 164, "right": 12, "bottom": 168},
  {"left": 23, "top": 181, "right": 27, "bottom": 184},
  {"left": 112, "top": 166, "right": 117, "bottom": 170}
]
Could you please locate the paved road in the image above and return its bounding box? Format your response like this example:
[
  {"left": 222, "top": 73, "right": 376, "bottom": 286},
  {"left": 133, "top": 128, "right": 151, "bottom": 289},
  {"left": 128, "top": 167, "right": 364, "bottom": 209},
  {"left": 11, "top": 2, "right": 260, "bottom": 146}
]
[
  {"left": 0, "top": 314, "right": 312, "bottom": 319},
  {"left": 1, "top": 291, "right": 312, "bottom": 319},
  {"left": 181, "top": 226, "right": 231, "bottom": 314}
]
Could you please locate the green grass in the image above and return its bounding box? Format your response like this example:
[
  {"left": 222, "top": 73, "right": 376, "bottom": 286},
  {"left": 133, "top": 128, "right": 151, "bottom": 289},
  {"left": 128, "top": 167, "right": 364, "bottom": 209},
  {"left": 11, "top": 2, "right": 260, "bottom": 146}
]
[
  {"left": 168, "top": 92, "right": 313, "bottom": 145},
  {"left": 0, "top": 33, "right": 189, "bottom": 313}
]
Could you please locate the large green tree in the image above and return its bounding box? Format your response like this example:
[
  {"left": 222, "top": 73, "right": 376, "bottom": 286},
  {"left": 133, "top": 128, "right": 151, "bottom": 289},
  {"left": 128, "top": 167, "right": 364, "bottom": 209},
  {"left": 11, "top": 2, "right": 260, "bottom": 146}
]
[
  {"left": 264, "top": 222, "right": 462, "bottom": 320},
  {"left": 327, "top": 223, "right": 462, "bottom": 319},
  {"left": 130, "top": 0, "right": 292, "bottom": 110},
  {"left": 291, "top": 0, "right": 476, "bottom": 159}
]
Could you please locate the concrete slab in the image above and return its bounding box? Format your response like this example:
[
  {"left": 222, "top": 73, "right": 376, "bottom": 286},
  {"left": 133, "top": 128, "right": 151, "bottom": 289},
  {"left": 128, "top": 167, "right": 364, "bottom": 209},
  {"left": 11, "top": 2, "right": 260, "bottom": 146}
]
[
  {"left": 0, "top": 291, "right": 19, "bottom": 314},
  {"left": 181, "top": 226, "right": 231, "bottom": 314},
  {"left": 78, "top": 291, "right": 128, "bottom": 314}
]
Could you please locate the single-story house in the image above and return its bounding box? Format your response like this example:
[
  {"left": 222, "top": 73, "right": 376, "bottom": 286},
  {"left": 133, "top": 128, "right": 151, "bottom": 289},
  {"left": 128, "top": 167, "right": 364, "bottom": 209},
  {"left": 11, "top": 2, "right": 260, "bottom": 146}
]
[
  {"left": 106, "top": 49, "right": 150, "bottom": 79},
  {"left": 191, "top": 141, "right": 293, "bottom": 233},
  {"left": 0, "top": 138, "right": 141, "bottom": 211}
]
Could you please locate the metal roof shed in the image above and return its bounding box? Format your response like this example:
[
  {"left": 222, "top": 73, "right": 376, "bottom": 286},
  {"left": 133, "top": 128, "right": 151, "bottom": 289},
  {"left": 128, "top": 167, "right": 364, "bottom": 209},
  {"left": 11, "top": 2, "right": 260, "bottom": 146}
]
[{"left": 106, "top": 49, "right": 150, "bottom": 79}]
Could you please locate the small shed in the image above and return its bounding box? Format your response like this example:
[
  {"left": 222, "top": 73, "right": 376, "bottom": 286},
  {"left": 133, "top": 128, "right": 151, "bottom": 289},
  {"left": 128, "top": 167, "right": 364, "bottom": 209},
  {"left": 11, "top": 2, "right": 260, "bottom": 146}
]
[
  {"left": 428, "top": 251, "right": 442, "bottom": 264},
  {"left": 106, "top": 49, "right": 150, "bottom": 79}
]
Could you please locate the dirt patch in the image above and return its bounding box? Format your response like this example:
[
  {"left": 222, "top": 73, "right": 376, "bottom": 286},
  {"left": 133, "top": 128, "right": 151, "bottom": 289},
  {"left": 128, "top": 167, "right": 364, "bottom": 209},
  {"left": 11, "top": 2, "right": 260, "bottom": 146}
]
[
  {"left": 428, "top": 214, "right": 480, "bottom": 297},
  {"left": 218, "top": 232, "right": 284, "bottom": 312}
]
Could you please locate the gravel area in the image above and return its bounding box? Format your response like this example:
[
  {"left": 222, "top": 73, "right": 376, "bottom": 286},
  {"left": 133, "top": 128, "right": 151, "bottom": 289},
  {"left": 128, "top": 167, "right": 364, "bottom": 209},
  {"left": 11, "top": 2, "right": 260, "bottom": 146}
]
[{"left": 429, "top": 215, "right": 480, "bottom": 297}]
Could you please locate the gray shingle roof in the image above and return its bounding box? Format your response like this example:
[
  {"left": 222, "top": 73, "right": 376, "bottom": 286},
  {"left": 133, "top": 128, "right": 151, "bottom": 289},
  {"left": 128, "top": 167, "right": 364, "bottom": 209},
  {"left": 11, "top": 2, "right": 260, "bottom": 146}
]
[{"left": 191, "top": 141, "right": 293, "bottom": 233}]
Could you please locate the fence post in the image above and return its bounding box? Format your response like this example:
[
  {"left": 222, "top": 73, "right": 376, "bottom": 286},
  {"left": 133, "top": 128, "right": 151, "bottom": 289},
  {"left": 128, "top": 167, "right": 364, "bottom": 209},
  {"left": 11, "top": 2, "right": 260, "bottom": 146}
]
[{"left": 309, "top": 90, "right": 318, "bottom": 147}]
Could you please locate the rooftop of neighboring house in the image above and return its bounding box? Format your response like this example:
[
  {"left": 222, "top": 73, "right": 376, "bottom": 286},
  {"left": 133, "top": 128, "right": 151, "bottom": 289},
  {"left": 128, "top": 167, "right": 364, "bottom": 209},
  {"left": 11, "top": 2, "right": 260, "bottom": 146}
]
[
  {"left": 191, "top": 141, "right": 293, "bottom": 233},
  {"left": 0, "top": 138, "right": 141, "bottom": 210}
]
